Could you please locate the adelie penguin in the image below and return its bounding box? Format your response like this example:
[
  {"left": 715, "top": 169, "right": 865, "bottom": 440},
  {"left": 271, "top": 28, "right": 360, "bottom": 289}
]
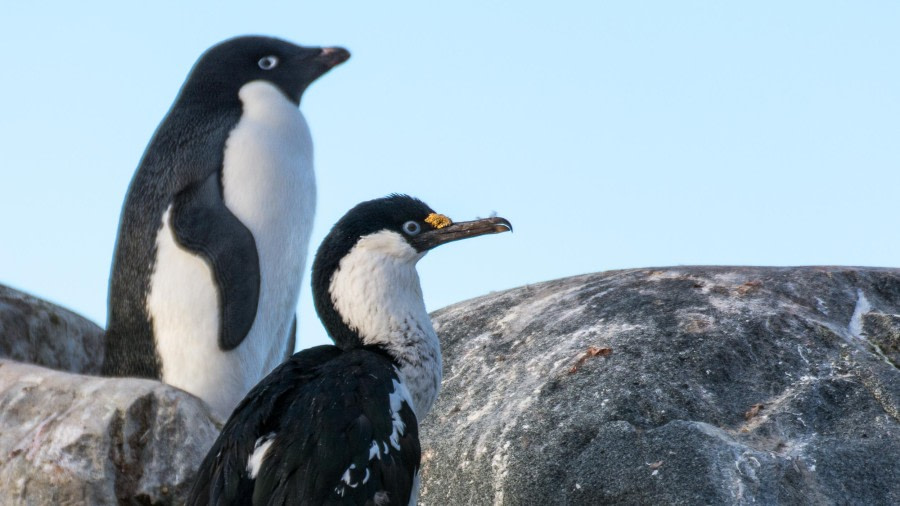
[
  {"left": 188, "top": 194, "right": 512, "bottom": 506},
  {"left": 103, "top": 36, "right": 349, "bottom": 419}
]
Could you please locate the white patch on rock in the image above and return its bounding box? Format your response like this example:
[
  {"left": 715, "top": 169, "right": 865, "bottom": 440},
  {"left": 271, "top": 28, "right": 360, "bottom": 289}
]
[
  {"left": 848, "top": 289, "right": 871, "bottom": 339},
  {"left": 815, "top": 297, "right": 829, "bottom": 315}
]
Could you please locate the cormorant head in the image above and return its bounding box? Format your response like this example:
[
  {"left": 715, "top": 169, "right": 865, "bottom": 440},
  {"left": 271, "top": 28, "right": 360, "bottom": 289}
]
[{"left": 312, "top": 194, "right": 512, "bottom": 350}]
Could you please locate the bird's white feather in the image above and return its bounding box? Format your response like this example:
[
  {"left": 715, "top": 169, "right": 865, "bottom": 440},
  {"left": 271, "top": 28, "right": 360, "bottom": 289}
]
[{"left": 247, "top": 434, "right": 276, "bottom": 479}]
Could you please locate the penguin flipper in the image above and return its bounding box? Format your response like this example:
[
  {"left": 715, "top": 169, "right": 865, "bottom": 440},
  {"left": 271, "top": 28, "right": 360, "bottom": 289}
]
[{"left": 171, "top": 172, "right": 260, "bottom": 351}]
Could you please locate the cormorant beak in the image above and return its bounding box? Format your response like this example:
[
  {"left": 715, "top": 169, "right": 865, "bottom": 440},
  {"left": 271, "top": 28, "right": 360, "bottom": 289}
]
[{"left": 410, "top": 216, "right": 512, "bottom": 251}]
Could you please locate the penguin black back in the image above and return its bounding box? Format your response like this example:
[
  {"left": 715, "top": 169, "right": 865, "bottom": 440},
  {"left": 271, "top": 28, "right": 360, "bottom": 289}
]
[{"left": 105, "top": 108, "right": 239, "bottom": 378}]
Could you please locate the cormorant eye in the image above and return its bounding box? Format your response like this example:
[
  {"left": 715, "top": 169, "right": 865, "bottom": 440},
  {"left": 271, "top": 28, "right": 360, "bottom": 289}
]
[
  {"left": 402, "top": 221, "right": 422, "bottom": 236},
  {"left": 258, "top": 56, "right": 279, "bottom": 70}
]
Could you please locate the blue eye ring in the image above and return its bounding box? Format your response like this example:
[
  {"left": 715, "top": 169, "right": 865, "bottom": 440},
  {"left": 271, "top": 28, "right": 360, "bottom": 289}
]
[{"left": 402, "top": 221, "right": 421, "bottom": 236}]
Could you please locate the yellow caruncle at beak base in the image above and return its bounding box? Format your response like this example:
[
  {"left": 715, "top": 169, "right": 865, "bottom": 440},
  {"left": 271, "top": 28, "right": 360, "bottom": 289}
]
[{"left": 425, "top": 213, "right": 453, "bottom": 229}]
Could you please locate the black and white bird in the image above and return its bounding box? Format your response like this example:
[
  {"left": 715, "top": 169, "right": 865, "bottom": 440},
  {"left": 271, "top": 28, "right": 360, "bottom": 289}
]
[
  {"left": 102, "top": 36, "right": 349, "bottom": 419},
  {"left": 188, "top": 194, "right": 511, "bottom": 505}
]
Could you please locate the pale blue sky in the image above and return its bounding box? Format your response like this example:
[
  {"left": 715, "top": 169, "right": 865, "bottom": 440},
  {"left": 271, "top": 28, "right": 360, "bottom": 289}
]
[{"left": 1, "top": 2, "right": 898, "bottom": 349}]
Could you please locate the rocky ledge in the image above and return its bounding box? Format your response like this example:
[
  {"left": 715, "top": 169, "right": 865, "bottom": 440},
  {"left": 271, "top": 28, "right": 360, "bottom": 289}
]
[
  {"left": 0, "top": 285, "right": 219, "bottom": 505},
  {"left": 0, "top": 284, "right": 104, "bottom": 374},
  {"left": 0, "top": 359, "right": 220, "bottom": 505},
  {"left": 2, "top": 268, "right": 899, "bottom": 505},
  {"left": 420, "top": 266, "right": 900, "bottom": 505}
]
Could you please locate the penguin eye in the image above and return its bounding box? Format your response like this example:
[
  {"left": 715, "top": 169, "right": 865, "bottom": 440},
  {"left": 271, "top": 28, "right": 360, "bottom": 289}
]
[
  {"left": 402, "top": 221, "right": 422, "bottom": 236},
  {"left": 258, "top": 56, "right": 279, "bottom": 70}
]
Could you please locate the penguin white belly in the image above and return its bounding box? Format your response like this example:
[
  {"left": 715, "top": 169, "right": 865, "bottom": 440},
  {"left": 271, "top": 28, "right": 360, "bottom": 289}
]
[
  {"left": 148, "top": 208, "right": 238, "bottom": 418},
  {"left": 220, "top": 81, "right": 315, "bottom": 378},
  {"left": 148, "top": 81, "right": 315, "bottom": 419}
]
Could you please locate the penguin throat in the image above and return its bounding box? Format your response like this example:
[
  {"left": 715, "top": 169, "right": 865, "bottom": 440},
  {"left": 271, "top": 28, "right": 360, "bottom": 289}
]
[
  {"left": 238, "top": 80, "right": 299, "bottom": 118},
  {"left": 327, "top": 230, "right": 442, "bottom": 416}
]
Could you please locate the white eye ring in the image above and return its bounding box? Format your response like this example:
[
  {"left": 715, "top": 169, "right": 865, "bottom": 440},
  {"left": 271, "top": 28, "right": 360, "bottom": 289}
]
[
  {"left": 402, "top": 221, "right": 422, "bottom": 236},
  {"left": 258, "top": 55, "right": 279, "bottom": 70}
]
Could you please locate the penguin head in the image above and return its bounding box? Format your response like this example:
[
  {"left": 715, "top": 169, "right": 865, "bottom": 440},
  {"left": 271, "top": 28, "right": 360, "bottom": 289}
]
[
  {"left": 179, "top": 35, "right": 350, "bottom": 106},
  {"left": 312, "top": 194, "right": 512, "bottom": 350}
]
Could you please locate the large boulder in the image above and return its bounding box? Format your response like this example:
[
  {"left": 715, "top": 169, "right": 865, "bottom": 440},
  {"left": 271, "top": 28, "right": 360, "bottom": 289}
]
[
  {"left": 0, "top": 359, "right": 219, "bottom": 505},
  {"left": 0, "top": 284, "right": 104, "bottom": 374},
  {"left": 420, "top": 267, "right": 900, "bottom": 505}
]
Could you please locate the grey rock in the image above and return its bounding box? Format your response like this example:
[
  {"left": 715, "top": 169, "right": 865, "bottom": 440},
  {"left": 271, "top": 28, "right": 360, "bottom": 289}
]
[
  {"left": 0, "top": 359, "right": 220, "bottom": 505},
  {"left": 420, "top": 267, "right": 900, "bottom": 505},
  {"left": 0, "top": 284, "right": 104, "bottom": 374},
  {"left": 862, "top": 312, "right": 900, "bottom": 368}
]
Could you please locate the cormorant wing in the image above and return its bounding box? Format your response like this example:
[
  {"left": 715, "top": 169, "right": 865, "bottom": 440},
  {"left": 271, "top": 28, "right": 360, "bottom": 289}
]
[{"left": 188, "top": 346, "right": 421, "bottom": 506}]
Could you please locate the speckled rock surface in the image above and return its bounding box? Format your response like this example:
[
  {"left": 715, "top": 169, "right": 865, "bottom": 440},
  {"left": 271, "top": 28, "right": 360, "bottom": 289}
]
[
  {"left": 420, "top": 267, "right": 900, "bottom": 505},
  {"left": 0, "top": 284, "right": 104, "bottom": 374},
  {"left": 0, "top": 359, "right": 220, "bottom": 505}
]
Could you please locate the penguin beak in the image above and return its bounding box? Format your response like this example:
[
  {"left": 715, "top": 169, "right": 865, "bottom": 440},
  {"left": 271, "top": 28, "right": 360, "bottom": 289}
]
[
  {"left": 315, "top": 47, "right": 351, "bottom": 69},
  {"left": 294, "top": 46, "right": 350, "bottom": 103},
  {"left": 410, "top": 217, "right": 512, "bottom": 252}
]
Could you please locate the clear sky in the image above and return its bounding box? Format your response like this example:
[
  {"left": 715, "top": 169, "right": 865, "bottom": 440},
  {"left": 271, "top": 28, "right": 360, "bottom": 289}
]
[{"left": 1, "top": 2, "right": 898, "bottom": 350}]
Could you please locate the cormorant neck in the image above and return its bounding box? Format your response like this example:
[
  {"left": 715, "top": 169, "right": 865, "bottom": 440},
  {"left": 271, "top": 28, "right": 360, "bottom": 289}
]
[{"left": 313, "top": 230, "right": 443, "bottom": 417}]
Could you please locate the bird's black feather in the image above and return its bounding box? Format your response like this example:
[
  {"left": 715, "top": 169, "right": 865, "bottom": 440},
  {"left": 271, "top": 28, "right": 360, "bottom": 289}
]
[{"left": 188, "top": 346, "right": 420, "bottom": 506}]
